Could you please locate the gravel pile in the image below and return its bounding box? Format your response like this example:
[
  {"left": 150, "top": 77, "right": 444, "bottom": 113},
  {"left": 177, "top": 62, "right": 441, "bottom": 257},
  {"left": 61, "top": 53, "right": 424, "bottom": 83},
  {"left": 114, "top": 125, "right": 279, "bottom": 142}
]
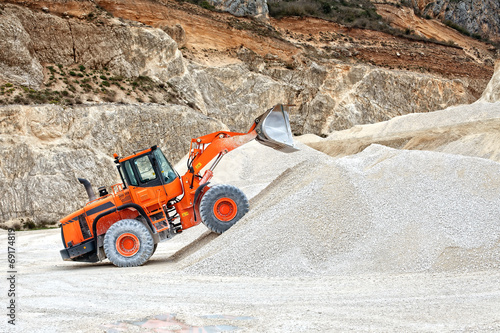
[{"left": 179, "top": 144, "right": 500, "bottom": 277}]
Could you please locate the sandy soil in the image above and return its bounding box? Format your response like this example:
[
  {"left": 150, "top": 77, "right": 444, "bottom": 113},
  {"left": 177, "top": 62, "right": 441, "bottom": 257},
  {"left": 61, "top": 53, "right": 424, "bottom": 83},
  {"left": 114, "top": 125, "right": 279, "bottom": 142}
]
[{"left": 1, "top": 227, "right": 500, "bottom": 333}]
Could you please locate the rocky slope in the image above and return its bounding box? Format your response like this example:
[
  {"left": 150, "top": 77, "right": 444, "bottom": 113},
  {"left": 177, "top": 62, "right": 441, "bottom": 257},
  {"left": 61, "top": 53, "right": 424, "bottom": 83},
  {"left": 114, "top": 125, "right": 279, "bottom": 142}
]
[
  {"left": 408, "top": 0, "right": 500, "bottom": 42},
  {"left": 0, "top": 4, "right": 184, "bottom": 89},
  {"left": 0, "top": 2, "right": 488, "bottom": 133},
  {"left": 0, "top": 104, "right": 225, "bottom": 228},
  {"left": 0, "top": 0, "right": 497, "bottom": 227},
  {"left": 305, "top": 101, "right": 500, "bottom": 162},
  {"left": 304, "top": 60, "right": 500, "bottom": 162},
  {"left": 208, "top": 0, "right": 269, "bottom": 21}
]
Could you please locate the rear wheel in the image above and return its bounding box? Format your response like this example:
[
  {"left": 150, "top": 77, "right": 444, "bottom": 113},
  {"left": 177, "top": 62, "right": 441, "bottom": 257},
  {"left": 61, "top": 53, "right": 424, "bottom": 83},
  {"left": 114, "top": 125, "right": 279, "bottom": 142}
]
[
  {"left": 103, "top": 219, "right": 154, "bottom": 267},
  {"left": 199, "top": 185, "right": 249, "bottom": 234}
]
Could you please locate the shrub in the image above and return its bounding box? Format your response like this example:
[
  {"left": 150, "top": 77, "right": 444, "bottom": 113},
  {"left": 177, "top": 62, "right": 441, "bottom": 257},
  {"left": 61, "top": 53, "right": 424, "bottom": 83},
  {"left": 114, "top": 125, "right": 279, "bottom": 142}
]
[
  {"left": 321, "top": 2, "right": 331, "bottom": 14},
  {"left": 182, "top": 0, "right": 216, "bottom": 11},
  {"left": 13, "top": 95, "right": 25, "bottom": 104},
  {"left": 23, "top": 220, "right": 36, "bottom": 229},
  {"left": 471, "top": 33, "right": 482, "bottom": 40},
  {"left": 444, "top": 20, "right": 470, "bottom": 36},
  {"left": 137, "top": 75, "right": 153, "bottom": 82},
  {"left": 268, "top": 0, "right": 392, "bottom": 33},
  {"left": 200, "top": 1, "right": 215, "bottom": 10}
]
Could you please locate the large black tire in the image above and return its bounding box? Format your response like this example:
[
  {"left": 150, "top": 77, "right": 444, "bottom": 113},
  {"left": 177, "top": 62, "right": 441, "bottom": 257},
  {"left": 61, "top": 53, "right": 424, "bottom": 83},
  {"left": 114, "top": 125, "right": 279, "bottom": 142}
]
[
  {"left": 103, "top": 219, "right": 155, "bottom": 267},
  {"left": 199, "top": 184, "right": 249, "bottom": 234}
]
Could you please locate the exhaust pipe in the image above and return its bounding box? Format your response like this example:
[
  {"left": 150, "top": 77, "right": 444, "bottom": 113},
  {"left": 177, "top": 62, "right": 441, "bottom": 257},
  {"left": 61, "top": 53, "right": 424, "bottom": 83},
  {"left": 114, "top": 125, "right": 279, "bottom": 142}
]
[{"left": 78, "top": 178, "right": 96, "bottom": 202}]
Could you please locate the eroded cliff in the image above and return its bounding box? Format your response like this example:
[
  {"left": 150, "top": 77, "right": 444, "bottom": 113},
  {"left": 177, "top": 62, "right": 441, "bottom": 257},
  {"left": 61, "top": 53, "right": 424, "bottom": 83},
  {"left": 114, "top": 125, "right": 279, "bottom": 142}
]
[
  {"left": 410, "top": 0, "right": 500, "bottom": 42},
  {"left": 0, "top": 0, "right": 497, "bottom": 227}
]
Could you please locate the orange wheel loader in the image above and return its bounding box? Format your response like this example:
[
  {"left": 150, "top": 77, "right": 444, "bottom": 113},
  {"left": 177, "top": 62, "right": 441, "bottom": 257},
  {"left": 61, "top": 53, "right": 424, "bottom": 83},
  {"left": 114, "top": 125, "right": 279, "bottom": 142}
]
[{"left": 59, "top": 104, "right": 297, "bottom": 267}]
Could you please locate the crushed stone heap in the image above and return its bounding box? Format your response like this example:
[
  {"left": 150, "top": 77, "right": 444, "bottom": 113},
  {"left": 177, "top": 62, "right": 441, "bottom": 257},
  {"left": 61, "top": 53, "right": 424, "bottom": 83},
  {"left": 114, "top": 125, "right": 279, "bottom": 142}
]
[{"left": 179, "top": 144, "right": 500, "bottom": 277}]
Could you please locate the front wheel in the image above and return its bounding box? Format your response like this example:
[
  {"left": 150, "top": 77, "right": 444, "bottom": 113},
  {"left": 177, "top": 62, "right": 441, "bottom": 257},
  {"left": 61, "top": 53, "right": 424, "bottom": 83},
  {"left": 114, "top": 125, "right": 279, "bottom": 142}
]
[
  {"left": 199, "top": 184, "right": 249, "bottom": 234},
  {"left": 103, "top": 219, "right": 155, "bottom": 267}
]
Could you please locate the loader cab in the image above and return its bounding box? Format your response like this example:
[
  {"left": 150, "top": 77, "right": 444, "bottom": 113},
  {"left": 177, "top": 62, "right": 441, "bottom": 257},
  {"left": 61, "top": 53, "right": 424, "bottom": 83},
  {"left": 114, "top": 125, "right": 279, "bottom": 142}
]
[{"left": 116, "top": 146, "right": 180, "bottom": 190}]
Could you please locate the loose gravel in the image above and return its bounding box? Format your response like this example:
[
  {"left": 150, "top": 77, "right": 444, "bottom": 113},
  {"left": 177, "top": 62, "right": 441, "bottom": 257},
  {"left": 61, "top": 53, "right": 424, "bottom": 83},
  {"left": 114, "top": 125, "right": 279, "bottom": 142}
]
[{"left": 180, "top": 144, "right": 500, "bottom": 277}]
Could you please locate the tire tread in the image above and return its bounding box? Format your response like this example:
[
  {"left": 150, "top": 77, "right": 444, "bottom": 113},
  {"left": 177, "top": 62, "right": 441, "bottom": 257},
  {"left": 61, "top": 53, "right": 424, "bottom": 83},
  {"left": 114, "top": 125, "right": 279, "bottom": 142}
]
[
  {"left": 199, "top": 184, "right": 249, "bottom": 234},
  {"left": 103, "top": 219, "right": 154, "bottom": 267}
]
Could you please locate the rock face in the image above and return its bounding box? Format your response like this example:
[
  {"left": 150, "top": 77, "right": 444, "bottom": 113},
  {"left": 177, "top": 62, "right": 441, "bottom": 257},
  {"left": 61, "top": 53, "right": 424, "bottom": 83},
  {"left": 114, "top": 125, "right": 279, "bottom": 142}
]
[
  {"left": 0, "top": 2, "right": 484, "bottom": 227},
  {"left": 159, "top": 23, "right": 187, "bottom": 48},
  {"left": 177, "top": 61, "right": 474, "bottom": 135},
  {"left": 410, "top": 0, "right": 500, "bottom": 42},
  {"left": 0, "top": 11, "right": 44, "bottom": 88},
  {"left": 0, "top": 5, "right": 185, "bottom": 88},
  {"left": 207, "top": 0, "right": 269, "bottom": 21},
  {"left": 287, "top": 64, "right": 472, "bottom": 134},
  {"left": 481, "top": 60, "right": 500, "bottom": 103},
  {"left": 0, "top": 3, "right": 478, "bottom": 136},
  {"left": 0, "top": 104, "right": 225, "bottom": 227}
]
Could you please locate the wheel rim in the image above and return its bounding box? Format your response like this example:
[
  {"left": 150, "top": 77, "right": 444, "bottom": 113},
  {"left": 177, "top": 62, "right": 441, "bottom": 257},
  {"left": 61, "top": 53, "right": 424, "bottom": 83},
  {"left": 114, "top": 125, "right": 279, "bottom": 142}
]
[
  {"left": 213, "top": 197, "right": 238, "bottom": 221},
  {"left": 116, "top": 233, "right": 140, "bottom": 257}
]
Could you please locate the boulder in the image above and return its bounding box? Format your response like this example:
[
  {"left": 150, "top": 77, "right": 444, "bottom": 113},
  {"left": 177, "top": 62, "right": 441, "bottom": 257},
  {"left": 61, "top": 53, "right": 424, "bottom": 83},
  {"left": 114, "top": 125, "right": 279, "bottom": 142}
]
[{"left": 207, "top": 0, "right": 269, "bottom": 21}]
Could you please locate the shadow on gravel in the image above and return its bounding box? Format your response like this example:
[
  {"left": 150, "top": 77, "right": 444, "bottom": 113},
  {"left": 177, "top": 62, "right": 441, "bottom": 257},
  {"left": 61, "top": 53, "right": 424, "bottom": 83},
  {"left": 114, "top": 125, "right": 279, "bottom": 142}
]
[
  {"left": 52, "top": 231, "right": 219, "bottom": 270},
  {"left": 146, "top": 231, "right": 219, "bottom": 266},
  {"left": 50, "top": 261, "right": 114, "bottom": 271}
]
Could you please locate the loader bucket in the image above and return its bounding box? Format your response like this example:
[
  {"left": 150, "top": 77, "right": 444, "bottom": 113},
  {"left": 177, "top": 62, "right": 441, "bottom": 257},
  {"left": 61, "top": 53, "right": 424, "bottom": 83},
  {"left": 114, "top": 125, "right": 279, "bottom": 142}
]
[{"left": 255, "top": 104, "right": 298, "bottom": 153}]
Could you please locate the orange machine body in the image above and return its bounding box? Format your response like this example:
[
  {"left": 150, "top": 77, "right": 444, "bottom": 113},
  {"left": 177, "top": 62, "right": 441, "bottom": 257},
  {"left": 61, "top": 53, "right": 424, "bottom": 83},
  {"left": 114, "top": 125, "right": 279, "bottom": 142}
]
[{"left": 59, "top": 128, "right": 257, "bottom": 262}]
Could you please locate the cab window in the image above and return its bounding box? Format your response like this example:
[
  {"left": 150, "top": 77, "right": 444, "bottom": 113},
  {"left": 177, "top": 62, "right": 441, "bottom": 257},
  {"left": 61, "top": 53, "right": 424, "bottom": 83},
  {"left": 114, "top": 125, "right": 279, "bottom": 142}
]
[
  {"left": 153, "top": 149, "right": 177, "bottom": 184},
  {"left": 134, "top": 155, "right": 157, "bottom": 183},
  {"left": 123, "top": 160, "right": 138, "bottom": 186}
]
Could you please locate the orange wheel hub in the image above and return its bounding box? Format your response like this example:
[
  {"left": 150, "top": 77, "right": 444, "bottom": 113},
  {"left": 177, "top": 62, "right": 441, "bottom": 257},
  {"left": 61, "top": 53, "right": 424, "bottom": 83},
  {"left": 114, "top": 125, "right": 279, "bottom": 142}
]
[
  {"left": 213, "top": 197, "right": 238, "bottom": 221},
  {"left": 116, "top": 233, "right": 140, "bottom": 257}
]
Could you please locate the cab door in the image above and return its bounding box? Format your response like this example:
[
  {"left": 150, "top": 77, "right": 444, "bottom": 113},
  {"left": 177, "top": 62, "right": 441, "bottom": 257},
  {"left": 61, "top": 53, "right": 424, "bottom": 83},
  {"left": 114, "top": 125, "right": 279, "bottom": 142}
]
[{"left": 122, "top": 150, "right": 182, "bottom": 232}]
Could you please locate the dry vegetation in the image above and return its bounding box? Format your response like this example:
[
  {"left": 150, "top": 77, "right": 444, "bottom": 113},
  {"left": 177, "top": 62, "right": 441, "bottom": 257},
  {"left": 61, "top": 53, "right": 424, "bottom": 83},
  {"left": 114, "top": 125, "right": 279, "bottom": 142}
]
[
  {"left": 268, "top": 0, "right": 383, "bottom": 28},
  {"left": 0, "top": 64, "right": 183, "bottom": 106}
]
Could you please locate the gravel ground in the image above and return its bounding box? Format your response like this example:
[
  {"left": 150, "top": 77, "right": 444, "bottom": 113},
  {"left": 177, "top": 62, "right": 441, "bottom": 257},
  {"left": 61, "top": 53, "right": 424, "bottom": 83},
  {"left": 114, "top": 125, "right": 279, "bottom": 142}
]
[
  {"left": 1, "top": 141, "right": 500, "bottom": 332},
  {"left": 1, "top": 227, "right": 500, "bottom": 333},
  {"left": 181, "top": 144, "right": 500, "bottom": 277}
]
